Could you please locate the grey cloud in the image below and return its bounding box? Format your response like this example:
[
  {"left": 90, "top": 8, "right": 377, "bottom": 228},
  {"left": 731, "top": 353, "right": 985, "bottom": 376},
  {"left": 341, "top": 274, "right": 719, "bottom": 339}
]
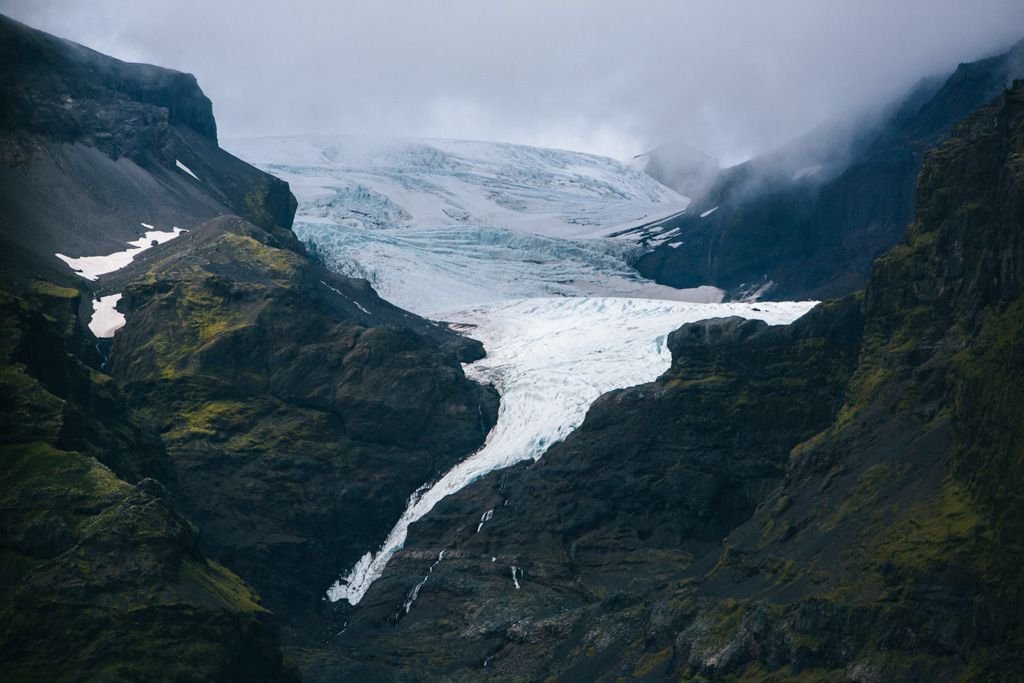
[{"left": 2, "top": 0, "right": 1023, "bottom": 162}]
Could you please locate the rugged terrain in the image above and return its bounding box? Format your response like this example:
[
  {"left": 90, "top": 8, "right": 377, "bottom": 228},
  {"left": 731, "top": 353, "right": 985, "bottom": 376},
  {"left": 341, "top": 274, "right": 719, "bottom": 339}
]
[
  {"left": 4, "top": 11, "right": 1024, "bottom": 682},
  {"left": 323, "top": 83, "right": 1024, "bottom": 681},
  {"left": 638, "top": 40, "right": 1024, "bottom": 301},
  {"left": 0, "top": 14, "right": 495, "bottom": 679}
]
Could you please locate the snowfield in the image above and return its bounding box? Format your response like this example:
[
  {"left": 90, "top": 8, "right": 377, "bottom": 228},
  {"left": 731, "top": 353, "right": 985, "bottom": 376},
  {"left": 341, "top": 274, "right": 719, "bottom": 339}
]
[
  {"left": 327, "top": 297, "right": 817, "bottom": 605},
  {"left": 227, "top": 136, "right": 698, "bottom": 313}
]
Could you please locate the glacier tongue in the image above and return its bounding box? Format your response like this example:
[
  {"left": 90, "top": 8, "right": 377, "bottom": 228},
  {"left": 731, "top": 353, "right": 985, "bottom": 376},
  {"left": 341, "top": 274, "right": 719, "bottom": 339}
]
[
  {"left": 228, "top": 135, "right": 817, "bottom": 609},
  {"left": 325, "top": 297, "right": 818, "bottom": 605}
]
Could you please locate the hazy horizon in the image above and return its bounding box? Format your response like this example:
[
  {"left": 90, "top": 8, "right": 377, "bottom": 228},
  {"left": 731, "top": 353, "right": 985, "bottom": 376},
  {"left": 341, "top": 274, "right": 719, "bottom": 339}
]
[{"left": 3, "top": 1, "right": 1023, "bottom": 164}]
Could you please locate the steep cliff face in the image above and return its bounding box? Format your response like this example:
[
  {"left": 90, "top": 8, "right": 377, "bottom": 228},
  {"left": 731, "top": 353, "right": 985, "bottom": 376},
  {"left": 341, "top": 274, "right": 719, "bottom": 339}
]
[
  {"left": 638, "top": 40, "right": 1024, "bottom": 301},
  {"left": 327, "top": 84, "right": 1024, "bottom": 681},
  {"left": 0, "top": 14, "right": 296, "bottom": 284}
]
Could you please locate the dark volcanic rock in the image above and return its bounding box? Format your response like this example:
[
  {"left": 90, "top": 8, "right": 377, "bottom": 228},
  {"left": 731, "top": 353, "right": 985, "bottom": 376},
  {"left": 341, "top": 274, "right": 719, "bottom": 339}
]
[
  {"left": 0, "top": 285, "right": 298, "bottom": 681},
  {"left": 0, "top": 15, "right": 498, "bottom": 679},
  {"left": 102, "top": 214, "right": 497, "bottom": 641},
  {"left": 639, "top": 39, "right": 1024, "bottom": 301},
  {"left": 0, "top": 13, "right": 296, "bottom": 286}
]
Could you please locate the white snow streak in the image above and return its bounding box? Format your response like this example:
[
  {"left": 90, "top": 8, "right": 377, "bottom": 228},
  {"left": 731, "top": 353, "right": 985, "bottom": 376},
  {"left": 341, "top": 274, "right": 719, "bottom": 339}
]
[
  {"left": 325, "top": 297, "right": 817, "bottom": 605},
  {"left": 88, "top": 294, "right": 126, "bottom": 338},
  {"left": 176, "top": 160, "right": 200, "bottom": 181},
  {"left": 700, "top": 206, "right": 719, "bottom": 218},
  {"left": 793, "top": 164, "right": 823, "bottom": 181}
]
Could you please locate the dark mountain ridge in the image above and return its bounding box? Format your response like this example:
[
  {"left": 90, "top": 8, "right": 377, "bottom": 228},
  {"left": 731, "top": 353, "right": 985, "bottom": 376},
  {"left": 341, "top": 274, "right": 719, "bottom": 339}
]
[
  {"left": 0, "top": 14, "right": 496, "bottom": 679},
  {"left": 638, "top": 39, "right": 1024, "bottom": 301}
]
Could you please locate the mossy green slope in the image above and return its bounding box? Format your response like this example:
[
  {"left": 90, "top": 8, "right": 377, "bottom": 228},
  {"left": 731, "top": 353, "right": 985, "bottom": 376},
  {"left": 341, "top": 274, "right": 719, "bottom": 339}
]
[
  {"left": 668, "top": 83, "right": 1024, "bottom": 681},
  {"left": 101, "top": 214, "right": 497, "bottom": 650},
  {"left": 0, "top": 285, "right": 297, "bottom": 681}
]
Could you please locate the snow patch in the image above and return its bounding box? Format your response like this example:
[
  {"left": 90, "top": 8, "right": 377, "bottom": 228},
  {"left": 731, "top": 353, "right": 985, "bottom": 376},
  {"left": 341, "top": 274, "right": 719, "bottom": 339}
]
[
  {"left": 476, "top": 509, "right": 494, "bottom": 533},
  {"left": 700, "top": 206, "right": 719, "bottom": 218},
  {"left": 325, "top": 297, "right": 817, "bottom": 605},
  {"left": 176, "top": 160, "right": 200, "bottom": 181},
  {"left": 511, "top": 566, "right": 522, "bottom": 590},
  {"left": 56, "top": 226, "right": 186, "bottom": 280},
  {"left": 400, "top": 550, "right": 445, "bottom": 615},
  {"left": 88, "top": 294, "right": 126, "bottom": 338}
]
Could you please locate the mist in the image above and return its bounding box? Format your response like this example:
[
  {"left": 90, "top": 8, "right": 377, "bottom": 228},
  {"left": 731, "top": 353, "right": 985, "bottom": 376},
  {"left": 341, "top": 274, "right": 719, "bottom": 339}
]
[{"left": 2, "top": 0, "right": 1023, "bottom": 163}]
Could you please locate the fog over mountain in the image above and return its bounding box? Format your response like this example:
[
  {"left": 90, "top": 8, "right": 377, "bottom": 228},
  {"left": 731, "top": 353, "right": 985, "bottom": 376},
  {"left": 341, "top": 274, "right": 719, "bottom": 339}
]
[{"left": 3, "top": 0, "right": 1023, "bottom": 163}]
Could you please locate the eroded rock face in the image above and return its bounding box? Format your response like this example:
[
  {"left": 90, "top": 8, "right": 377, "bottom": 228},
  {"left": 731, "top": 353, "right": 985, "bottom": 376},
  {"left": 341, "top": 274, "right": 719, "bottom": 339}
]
[{"left": 323, "top": 84, "right": 1024, "bottom": 681}]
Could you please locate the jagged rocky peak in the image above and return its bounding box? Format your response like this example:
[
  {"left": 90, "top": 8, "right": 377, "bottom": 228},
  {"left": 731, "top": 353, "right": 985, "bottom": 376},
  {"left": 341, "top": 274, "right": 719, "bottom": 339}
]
[{"left": 0, "top": 12, "right": 297, "bottom": 284}]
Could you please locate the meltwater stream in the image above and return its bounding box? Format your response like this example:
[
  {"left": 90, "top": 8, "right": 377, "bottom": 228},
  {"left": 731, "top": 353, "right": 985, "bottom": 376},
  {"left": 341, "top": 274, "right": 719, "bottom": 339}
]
[{"left": 326, "top": 297, "right": 817, "bottom": 604}]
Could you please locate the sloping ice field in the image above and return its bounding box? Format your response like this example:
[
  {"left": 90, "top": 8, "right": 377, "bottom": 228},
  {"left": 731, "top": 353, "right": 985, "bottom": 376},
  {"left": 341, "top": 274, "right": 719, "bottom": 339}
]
[
  {"left": 226, "top": 135, "right": 714, "bottom": 313},
  {"left": 227, "top": 136, "right": 818, "bottom": 604}
]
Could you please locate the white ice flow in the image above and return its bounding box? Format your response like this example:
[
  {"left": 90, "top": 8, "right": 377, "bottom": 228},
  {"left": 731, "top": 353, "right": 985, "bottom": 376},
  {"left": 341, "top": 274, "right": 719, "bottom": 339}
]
[
  {"left": 56, "top": 225, "right": 186, "bottom": 280},
  {"left": 88, "top": 293, "right": 126, "bottom": 338},
  {"left": 326, "top": 297, "right": 817, "bottom": 605}
]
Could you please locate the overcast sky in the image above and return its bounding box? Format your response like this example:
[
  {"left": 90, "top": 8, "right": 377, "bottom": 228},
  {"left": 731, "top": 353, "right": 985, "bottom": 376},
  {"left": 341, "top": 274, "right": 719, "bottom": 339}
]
[{"left": 3, "top": 1, "right": 1023, "bottom": 162}]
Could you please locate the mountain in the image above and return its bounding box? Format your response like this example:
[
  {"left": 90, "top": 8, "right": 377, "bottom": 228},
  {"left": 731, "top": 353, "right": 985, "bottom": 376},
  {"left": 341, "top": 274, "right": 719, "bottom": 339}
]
[
  {"left": 638, "top": 40, "right": 1024, "bottom": 301},
  {"left": 228, "top": 135, "right": 699, "bottom": 314},
  {"left": 0, "top": 14, "right": 496, "bottom": 679},
  {"left": 317, "top": 82, "right": 1024, "bottom": 680}
]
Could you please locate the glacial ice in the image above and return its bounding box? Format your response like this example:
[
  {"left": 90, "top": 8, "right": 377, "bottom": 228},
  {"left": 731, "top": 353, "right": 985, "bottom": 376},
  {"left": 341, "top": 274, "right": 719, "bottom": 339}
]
[
  {"left": 228, "top": 135, "right": 818, "bottom": 609},
  {"left": 226, "top": 135, "right": 701, "bottom": 313},
  {"left": 325, "top": 297, "right": 817, "bottom": 605}
]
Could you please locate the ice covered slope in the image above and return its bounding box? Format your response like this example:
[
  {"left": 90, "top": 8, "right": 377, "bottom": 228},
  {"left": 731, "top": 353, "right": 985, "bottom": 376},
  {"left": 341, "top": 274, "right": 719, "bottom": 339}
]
[
  {"left": 226, "top": 136, "right": 700, "bottom": 314},
  {"left": 327, "top": 297, "right": 818, "bottom": 604},
  {"left": 226, "top": 136, "right": 688, "bottom": 238}
]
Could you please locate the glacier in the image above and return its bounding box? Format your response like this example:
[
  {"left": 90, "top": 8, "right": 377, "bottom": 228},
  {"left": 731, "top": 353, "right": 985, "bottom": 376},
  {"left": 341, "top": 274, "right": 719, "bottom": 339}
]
[
  {"left": 325, "top": 297, "right": 817, "bottom": 605},
  {"left": 227, "top": 135, "right": 818, "bottom": 607}
]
